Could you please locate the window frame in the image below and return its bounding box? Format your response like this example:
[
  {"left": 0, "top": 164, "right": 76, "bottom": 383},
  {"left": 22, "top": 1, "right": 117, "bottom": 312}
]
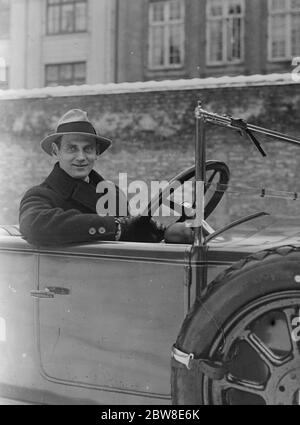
[
  {"left": 268, "top": 0, "right": 300, "bottom": 61},
  {"left": 45, "top": 62, "right": 86, "bottom": 87},
  {"left": 46, "top": 0, "right": 87, "bottom": 36},
  {"left": 206, "top": 0, "right": 245, "bottom": 66},
  {"left": 148, "top": 0, "right": 185, "bottom": 70}
]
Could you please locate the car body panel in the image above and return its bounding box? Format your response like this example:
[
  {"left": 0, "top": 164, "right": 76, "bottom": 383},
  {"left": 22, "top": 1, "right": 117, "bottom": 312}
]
[
  {"left": 37, "top": 250, "right": 188, "bottom": 400},
  {"left": 0, "top": 234, "right": 225, "bottom": 404},
  {"left": 1, "top": 215, "right": 300, "bottom": 404}
]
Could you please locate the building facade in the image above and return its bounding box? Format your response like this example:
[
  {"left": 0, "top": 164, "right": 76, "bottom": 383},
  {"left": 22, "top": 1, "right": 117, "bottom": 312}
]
[
  {"left": 0, "top": 0, "right": 299, "bottom": 89},
  {"left": 0, "top": 0, "right": 116, "bottom": 89},
  {"left": 116, "top": 0, "right": 300, "bottom": 82}
]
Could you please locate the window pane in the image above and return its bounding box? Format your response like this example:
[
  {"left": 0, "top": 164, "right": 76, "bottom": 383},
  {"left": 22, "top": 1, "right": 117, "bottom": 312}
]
[
  {"left": 0, "top": 58, "right": 7, "bottom": 89},
  {"left": 208, "top": 0, "right": 223, "bottom": 17},
  {"left": 75, "top": 2, "right": 86, "bottom": 31},
  {"left": 169, "top": 0, "right": 182, "bottom": 20},
  {"left": 46, "top": 65, "right": 59, "bottom": 86},
  {"left": 208, "top": 0, "right": 243, "bottom": 63},
  {"left": 61, "top": 3, "right": 74, "bottom": 32},
  {"left": 47, "top": 0, "right": 86, "bottom": 34},
  {"left": 149, "top": 0, "right": 184, "bottom": 68},
  {"left": 291, "top": 13, "right": 300, "bottom": 55},
  {"left": 1, "top": 65, "right": 8, "bottom": 89},
  {"left": 271, "top": 14, "right": 286, "bottom": 57},
  {"left": 270, "top": 0, "right": 287, "bottom": 11},
  {"left": 291, "top": 0, "right": 300, "bottom": 9},
  {"left": 209, "top": 20, "right": 223, "bottom": 62},
  {"left": 169, "top": 24, "right": 182, "bottom": 64},
  {"left": 228, "top": 0, "right": 243, "bottom": 15},
  {"left": 73, "top": 62, "right": 86, "bottom": 83},
  {"left": 227, "top": 17, "right": 242, "bottom": 60},
  {"left": 60, "top": 63, "right": 72, "bottom": 82},
  {"left": 152, "top": 2, "right": 165, "bottom": 22},
  {"left": 0, "top": 0, "right": 10, "bottom": 37},
  {"left": 45, "top": 62, "right": 86, "bottom": 86},
  {"left": 46, "top": 65, "right": 58, "bottom": 81},
  {"left": 151, "top": 26, "right": 165, "bottom": 66},
  {"left": 0, "top": 0, "right": 9, "bottom": 8},
  {"left": 47, "top": 5, "right": 60, "bottom": 34},
  {"left": 73, "top": 77, "right": 86, "bottom": 85}
]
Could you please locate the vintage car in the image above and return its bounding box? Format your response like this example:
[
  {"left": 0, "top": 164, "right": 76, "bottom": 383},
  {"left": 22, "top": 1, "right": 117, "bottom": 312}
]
[{"left": 0, "top": 106, "right": 300, "bottom": 405}]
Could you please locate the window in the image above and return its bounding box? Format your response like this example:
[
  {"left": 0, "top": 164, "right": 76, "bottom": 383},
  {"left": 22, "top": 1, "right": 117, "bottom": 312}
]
[
  {"left": 148, "top": 0, "right": 185, "bottom": 69},
  {"left": 0, "top": 0, "right": 10, "bottom": 38},
  {"left": 269, "top": 0, "right": 300, "bottom": 60},
  {"left": 46, "top": 0, "right": 87, "bottom": 35},
  {"left": 207, "top": 0, "right": 244, "bottom": 65},
  {"left": 0, "top": 57, "right": 8, "bottom": 89},
  {"left": 45, "top": 62, "right": 86, "bottom": 86}
]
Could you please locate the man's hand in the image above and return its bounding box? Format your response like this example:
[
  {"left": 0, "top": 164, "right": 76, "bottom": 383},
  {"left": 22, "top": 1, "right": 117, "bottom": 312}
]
[
  {"left": 118, "top": 216, "right": 165, "bottom": 242},
  {"left": 164, "top": 222, "right": 195, "bottom": 244}
]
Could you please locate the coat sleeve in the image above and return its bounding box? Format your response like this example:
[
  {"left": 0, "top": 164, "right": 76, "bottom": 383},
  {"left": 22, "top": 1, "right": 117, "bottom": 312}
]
[{"left": 19, "top": 187, "right": 117, "bottom": 246}]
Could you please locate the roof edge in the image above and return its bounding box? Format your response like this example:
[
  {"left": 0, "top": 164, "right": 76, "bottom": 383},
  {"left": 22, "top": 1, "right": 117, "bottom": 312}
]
[{"left": 0, "top": 73, "right": 297, "bottom": 100}]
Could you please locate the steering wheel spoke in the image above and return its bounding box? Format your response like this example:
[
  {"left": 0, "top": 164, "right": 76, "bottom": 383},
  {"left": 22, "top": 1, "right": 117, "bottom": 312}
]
[{"left": 146, "top": 161, "right": 230, "bottom": 244}]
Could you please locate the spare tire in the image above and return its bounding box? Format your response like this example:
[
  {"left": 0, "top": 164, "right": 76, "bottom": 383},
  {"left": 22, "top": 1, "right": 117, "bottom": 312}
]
[{"left": 171, "top": 245, "right": 300, "bottom": 405}]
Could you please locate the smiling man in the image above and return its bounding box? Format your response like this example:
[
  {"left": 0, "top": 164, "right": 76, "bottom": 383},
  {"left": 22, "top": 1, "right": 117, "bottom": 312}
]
[
  {"left": 54, "top": 133, "right": 98, "bottom": 180},
  {"left": 19, "top": 109, "right": 165, "bottom": 246}
]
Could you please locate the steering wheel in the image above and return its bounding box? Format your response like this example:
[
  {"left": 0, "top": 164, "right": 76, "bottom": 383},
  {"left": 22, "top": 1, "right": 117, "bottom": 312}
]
[{"left": 146, "top": 160, "right": 230, "bottom": 222}]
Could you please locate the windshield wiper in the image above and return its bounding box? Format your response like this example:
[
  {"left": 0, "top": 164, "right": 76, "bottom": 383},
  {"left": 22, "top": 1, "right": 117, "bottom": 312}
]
[
  {"left": 200, "top": 109, "right": 300, "bottom": 151},
  {"left": 230, "top": 118, "right": 267, "bottom": 157}
]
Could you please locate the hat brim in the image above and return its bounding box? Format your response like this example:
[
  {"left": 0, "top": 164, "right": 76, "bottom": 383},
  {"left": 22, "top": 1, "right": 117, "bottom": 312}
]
[{"left": 40, "top": 132, "right": 112, "bottom": 156}]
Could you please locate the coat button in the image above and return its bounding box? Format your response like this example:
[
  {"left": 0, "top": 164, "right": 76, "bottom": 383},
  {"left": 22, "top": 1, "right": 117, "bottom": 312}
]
[
  {"left": 89, "top": 227, "right": 96, "bottom": 235},
  {"left": 98, "top": 227, "right": 106, "bottom": 234}
]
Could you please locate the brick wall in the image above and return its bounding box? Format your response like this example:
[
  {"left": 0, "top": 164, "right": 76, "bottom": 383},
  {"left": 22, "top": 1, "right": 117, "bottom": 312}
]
[{"left": 0, "top": 75, "right": 300, "bottom": 228}]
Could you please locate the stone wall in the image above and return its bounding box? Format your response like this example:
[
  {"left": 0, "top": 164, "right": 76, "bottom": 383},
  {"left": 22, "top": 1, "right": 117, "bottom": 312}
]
[{"left": 0, "top": 74, "right": 300, "bottom": 228}]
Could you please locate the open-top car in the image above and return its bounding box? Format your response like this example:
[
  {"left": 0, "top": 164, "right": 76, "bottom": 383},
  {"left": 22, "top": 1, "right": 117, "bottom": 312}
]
[{"left": 0, "top": 105, "right": 300, "bottom": 405}]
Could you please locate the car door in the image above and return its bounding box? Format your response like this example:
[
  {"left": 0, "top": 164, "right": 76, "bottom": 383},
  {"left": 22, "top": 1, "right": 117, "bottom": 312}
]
[{"left": 34, "top": 241, "right": 191, "bottom": 403}]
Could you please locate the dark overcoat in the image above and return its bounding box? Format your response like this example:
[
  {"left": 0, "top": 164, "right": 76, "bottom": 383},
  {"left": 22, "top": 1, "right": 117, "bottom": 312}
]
[{"left": 19, "top": 163, "right": 123, "bottom": 246}]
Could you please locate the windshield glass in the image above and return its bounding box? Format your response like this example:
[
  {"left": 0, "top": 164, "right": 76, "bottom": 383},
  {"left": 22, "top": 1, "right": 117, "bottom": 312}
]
[
  {"left": 208, "top": 214, "right": 300, "bottom": 246},
  {"left": 151, "top": 126, "right": 300, "bottom": 237}
]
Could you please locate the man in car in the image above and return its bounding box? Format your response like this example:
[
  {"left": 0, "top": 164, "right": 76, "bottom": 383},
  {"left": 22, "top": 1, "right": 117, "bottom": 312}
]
[{"left": 19, "top": 109, "right": 166, "bottom": 246}]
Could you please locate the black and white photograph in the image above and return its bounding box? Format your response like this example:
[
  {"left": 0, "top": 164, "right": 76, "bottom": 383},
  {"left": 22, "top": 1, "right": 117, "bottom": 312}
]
[{"left": 0, "top": 0, "right": 300, "bottom": 408}]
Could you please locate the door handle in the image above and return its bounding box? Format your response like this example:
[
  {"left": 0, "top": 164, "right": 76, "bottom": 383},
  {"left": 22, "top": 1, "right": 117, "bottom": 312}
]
[
  {"left": 30, "top": 289, "right": 55, "bottom": 299},
  {"left": 30, "top": 287, "right": 70, "bottom": 298},
  {"left": 45, "top": 287, "right": 70, "bottom": 295}
]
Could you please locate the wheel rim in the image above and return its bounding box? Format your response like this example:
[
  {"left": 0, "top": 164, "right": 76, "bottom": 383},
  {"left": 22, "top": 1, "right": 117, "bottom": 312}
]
[{"left": 203, "top": 291, "right": 300, "bottom": 405}]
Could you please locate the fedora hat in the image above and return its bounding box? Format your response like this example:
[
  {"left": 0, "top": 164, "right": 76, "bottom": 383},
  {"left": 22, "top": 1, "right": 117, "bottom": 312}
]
[{"left": 41, "top": 109, "right": 112, "bottom": 156}]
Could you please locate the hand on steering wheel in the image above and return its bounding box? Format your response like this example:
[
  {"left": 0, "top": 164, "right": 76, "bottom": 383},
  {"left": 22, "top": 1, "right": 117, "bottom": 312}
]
[{"left": 145, "top": 161, "right": 230, "bottom": 243}]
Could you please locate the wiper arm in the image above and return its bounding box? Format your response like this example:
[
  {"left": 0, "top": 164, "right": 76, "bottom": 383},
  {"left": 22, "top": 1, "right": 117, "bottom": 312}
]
[
  {"left": 199, "top": 108, "right": 300, "bottom": 147},
  {"left": 231, "top": 118, "right": 267, "bottom": 157}
]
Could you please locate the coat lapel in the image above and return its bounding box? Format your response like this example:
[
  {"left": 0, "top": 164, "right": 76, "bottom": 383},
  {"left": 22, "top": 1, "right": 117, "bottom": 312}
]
[{"left": 45, "top": 163, "right": 104, "bottom": 213}]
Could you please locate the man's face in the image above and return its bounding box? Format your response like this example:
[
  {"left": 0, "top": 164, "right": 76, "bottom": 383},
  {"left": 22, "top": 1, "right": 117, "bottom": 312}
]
[{"left": 53, "top": 134, "right": 98, "bottom": 179}]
